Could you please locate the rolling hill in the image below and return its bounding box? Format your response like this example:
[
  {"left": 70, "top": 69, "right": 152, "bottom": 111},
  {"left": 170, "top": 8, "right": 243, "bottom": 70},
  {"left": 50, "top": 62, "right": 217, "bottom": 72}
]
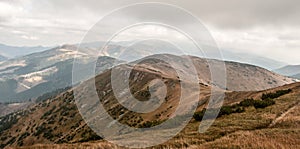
[
  {"left": 134, "top": 54, "right": 295, "bottom": 91},
  {"left": 0, "top": 54, "right": 299, "bottom": 148}
]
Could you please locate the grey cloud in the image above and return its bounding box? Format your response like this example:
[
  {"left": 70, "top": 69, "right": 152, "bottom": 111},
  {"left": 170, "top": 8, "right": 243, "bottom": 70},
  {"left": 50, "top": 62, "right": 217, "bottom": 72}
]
[
  {"left": 0, "top": 0, "right": 299, "bottom": 64},
  {"left": 2, "top": 0, "right": 299, "bottom": 30},
  {"left": 178, "top": 0, "right": 300, "bottom": 29}
]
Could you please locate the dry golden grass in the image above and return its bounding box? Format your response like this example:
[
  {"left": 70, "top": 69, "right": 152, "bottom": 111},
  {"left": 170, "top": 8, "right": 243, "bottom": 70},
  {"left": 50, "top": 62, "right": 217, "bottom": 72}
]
[
  {"left": 195, "top": 129, "right": 300, "bottom": 149},
  {"left": 3, "top": 82, "right": 300, "bottom": 148}
]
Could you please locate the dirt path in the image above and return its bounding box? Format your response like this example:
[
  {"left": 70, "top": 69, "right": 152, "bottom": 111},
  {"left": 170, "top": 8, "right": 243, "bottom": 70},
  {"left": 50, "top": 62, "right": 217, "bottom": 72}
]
[{"left": 269, "top": 102, "right": 300, "bottom": 127}]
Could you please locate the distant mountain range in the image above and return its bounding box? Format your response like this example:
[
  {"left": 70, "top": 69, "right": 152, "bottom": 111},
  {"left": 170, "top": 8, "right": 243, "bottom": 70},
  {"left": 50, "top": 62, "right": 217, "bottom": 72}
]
[
  {"left": 221, "top": 50, "right": 287, "bottom": 70},
  {"left": 84, "top": 40, "right": 287, "bottom": 70},
  {"left": 0, "top": 55, "right": 7, "bottom": 61},
  {"left": 0, "top": 41, "right": 288, "bottom": 70},
  {"left": 292, "top": 73, "right": 300, "bottom": 79},
  {"left": 0, "top": 45, "right": 123, "bottom": 103},
  {"left": 274, "top": 65, "right": 300, "bottom": 79},
  {"left": 0, "top": 41, "right": 296, "bottom": 103},
  {"left": 0, "top": 43, "right": 49, "bottom": 59}
]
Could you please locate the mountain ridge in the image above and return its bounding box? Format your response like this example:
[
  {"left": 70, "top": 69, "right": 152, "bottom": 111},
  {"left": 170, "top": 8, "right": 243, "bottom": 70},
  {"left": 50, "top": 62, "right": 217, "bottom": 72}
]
[
  {"left": 0, "top": 43, "right": 49, "bottom": 58},
  {"left": 88, "top": 40, "right": 287, "bottom": 70},
  {"left": 0, "top": 55, "right": 7, "bottom": 62}
]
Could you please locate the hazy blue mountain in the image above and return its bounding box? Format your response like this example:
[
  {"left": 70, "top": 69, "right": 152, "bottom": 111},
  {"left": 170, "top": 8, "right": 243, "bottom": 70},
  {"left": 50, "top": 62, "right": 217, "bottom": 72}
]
[
  {"left": 0, "top": 43, "right": 49, "bottom": 58},
  {"left": 221, "top": 50, "right": 287, "bottom": 70},
  {"left": 0, "top": 55, "right": 7, "bottom": 61},
  {"left": 0, "top": 45, "right": 123, "bottom": 103},
  {"left": 274, "top": 65, "right": 300, "bottom": 77},
  {"left": 292, "top": 73, "right": 300, "bottom": 79},
  {"left": 85, "top": 40, "right": 287, "bottom": 70}
]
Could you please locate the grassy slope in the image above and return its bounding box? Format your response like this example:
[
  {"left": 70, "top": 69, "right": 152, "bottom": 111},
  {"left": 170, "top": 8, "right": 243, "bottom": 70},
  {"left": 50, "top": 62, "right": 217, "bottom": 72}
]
[{"left": 6, "top": 83, "right": 299, "bottom": 149}]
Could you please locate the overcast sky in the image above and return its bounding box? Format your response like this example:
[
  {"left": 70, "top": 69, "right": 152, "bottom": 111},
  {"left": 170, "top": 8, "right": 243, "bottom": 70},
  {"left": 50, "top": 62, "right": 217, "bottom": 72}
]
[{"left": 0, "top": 0, "right": 299, "bottom": 64}]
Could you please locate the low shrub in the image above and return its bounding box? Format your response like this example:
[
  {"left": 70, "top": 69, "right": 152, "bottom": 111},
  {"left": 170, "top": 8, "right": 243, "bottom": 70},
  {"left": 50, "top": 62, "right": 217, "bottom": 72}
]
[
  {"left": 193, "top": 110, "right": 206, "bottom": 121},
  {"left": 261, "top": 89, "right": 292, "bottom": 100},
  {"left": 79, "top": 129, "right": 102, "bottom": 142},
  {"left": 253, "top": 99, "right": 275, "bottom": 109},
  {"left": 193, "top": 106, "right": 245, "bottom": 121},
  {"left": 0, "top": 113, "right": 18, "bottom": 133},
  {"left": 138, "top": 120, "right": 165, "bottom": 128},
  {"left": 238, "top": 98, "right": 255, "bottom": 107},
  {"left": 193, "top": 89, "right": 291, "bottom": 121}
]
